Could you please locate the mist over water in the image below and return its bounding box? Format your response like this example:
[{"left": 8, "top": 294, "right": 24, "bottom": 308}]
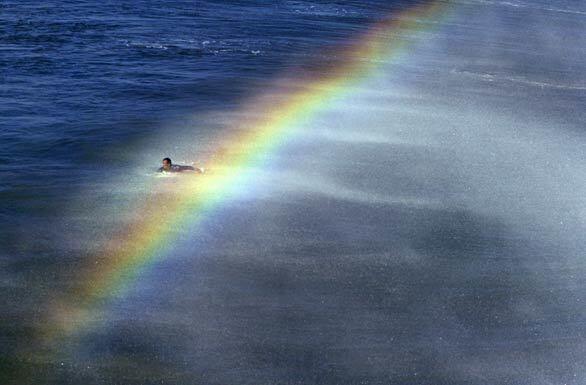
[{"left": 2, "top": 0, "right": 585, "bottom": 384}]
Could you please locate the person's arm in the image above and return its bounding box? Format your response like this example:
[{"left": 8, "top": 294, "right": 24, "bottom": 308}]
[{"left": 157, "top": 167, "right": 164, "bottom": 172}]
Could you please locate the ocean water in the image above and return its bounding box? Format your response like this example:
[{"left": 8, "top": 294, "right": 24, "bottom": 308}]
[{"left": 1, "top": 0, "right": 586, "bottom": 384}]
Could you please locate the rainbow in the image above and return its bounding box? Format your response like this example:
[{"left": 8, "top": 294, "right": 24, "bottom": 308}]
[{"left": 39, "top": 0, "right": 451, "bottom": 351}]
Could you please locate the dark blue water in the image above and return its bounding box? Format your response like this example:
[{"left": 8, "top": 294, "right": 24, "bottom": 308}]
[
  {"left": 0, "top": 1, "right": 390, "bottom": 195},
  {"left": 0, "top": 0, "right": 408, "bottom": 251}
]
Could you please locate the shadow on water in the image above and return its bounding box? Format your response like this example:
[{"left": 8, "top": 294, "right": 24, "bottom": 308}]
[{"left": 35, "top": 194, "right": 584, "bottom": 385}]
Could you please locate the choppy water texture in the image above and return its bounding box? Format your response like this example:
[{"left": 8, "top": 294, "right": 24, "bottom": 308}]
[{"left": 1, "top": 1, "right": 586, "bottom": 384}]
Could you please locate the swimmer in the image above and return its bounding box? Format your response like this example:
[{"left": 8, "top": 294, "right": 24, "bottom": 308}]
[{"left": 158, "top": 157, "right": 204, "bottom": 173}]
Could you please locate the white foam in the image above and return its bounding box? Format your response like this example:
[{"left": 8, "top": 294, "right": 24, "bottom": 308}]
[{"left": 450, "top": 69, "right": 586, "bottom": 90}]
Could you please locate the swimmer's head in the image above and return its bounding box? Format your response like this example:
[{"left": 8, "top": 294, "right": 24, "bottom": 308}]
[{"left": 162, "top": 157, "right": 172, "bottom": 171}]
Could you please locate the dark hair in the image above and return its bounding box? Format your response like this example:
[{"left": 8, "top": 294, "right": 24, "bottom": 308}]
[{"left": 163, "top": 157, "right": 172, "bottom": 164}]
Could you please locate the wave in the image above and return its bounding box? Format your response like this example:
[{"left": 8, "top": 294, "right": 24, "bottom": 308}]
[
  {"left": 281, "top": 1, "right": 362, "bottom": 17},
  {"left": 454, "top": 0, "right": 586, "bottom": 15},
  {"left": 450, "top": 69, "right": 586, "bottom": 91},
  {"left": 120, "top": 38, "right": 268, "bottom": 56}
]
